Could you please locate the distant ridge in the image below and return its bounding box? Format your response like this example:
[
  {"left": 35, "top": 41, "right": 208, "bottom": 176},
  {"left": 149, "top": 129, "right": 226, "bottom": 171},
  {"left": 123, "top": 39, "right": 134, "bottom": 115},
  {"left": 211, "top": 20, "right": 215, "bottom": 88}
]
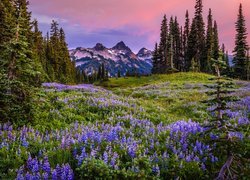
[{"left": 69, "top": 41, "right": 153, "bottom": 76}]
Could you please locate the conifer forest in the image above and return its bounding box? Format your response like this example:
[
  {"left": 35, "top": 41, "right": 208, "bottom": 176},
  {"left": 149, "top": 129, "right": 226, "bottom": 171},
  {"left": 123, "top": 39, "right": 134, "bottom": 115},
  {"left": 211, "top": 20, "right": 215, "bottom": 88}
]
[{"left": 0, "top": 0, "right": 249, "bottom": 179}]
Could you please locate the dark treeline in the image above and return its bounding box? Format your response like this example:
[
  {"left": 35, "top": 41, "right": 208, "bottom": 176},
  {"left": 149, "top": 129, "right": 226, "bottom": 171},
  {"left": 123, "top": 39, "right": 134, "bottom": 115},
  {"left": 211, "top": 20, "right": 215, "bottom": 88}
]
[
  {"left": 152, "top": 0, "right": 249, "bottom": 80},
  {"left": 41, "top": 20, "right": 76, "bottom": 84},
  {"left": 0, "top": 0, "right": 76, "bottom": 123},
  {"left": 76, "top": 63, "right": 109, "bottom": 83}
]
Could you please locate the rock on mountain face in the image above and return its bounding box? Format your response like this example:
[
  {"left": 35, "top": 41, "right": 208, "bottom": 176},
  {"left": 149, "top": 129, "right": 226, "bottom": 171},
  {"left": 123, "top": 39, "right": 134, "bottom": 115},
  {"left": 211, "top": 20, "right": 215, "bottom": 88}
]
[{"left": 69, "top": 41, "right": 152, "bottom": 77}]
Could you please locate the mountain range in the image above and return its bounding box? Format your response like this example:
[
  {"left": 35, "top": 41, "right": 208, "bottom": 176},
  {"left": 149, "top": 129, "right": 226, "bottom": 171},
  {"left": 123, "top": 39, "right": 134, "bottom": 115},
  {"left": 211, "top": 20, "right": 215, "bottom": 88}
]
[
  {"left": 69, "top": 41, "right": 153, "bottom": 76},
  {"left": 69, "top": 41, "right": 235, "bottom": 77}
]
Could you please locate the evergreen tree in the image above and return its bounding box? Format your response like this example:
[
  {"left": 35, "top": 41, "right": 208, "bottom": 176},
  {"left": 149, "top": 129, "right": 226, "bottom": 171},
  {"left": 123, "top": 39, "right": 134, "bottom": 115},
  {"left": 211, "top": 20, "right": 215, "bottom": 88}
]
[
  {"left": 50, "top": 20, "right": 60, "bottom": 80},
  {"left": 105, "top": 69, "right": 109, "bottom": 81},
  {"left": 158, "top": 15, "right": 168, "bottom": 73},
  {"left": 0, "top": 0, "right": 15, "bottom": 45},
  {"left": 195, "top": 0, "right": 205, "bottom": 71},
  {"left": 58, "top": 27, "right": 76, "bottom": 83},
  {"left": 31, "top": 19, "right": 48, "bottom": 81},
  {"left": 204, "top": 8, "right": 213, "bottom": 73},
  {"left": 117, "top": 69, "right": 121, "bottom": 78},
  {"left": 247, "top": 48, "right": 250, "bottom": 80},
  {"left": 203, "top": 53, "right": 248, "bottom": 179},
  {"left": 101, "top": 63, "right": 105, "bottom": 80},
  {"left": 0, "top": 0, "right": 41, "bottom": 124},
  {"left": 45, "top": 32, "right": 55, "bottom": 81},
  {"left": 173, "top": 17, "right": 182, "bottom": 71},
  {"left": 180, "top": 26, "right": 185, "bottom": 71},
  {"left": 213, "top": 21, "right": 219, "bottom": 61},
  {"left": 97, "top": 65, "right": 102, "bottom": 79},
  {"left": 221, "top": 44, "right": 231, "bottom": 76},
  {"left": 43, "top": 21, "right": 76, "bottom": 83},
  {"left": 233, "top": 3, "right": 249, "bottom": 80},
  {"left": 186, "top": 18, "right": 198, "bottom": 71},
  {"left": 183, "top": 10, "right": 190, "bottom": 70},
  {"left": 152, "top": 43, "right": 159, "bottom": 74}
]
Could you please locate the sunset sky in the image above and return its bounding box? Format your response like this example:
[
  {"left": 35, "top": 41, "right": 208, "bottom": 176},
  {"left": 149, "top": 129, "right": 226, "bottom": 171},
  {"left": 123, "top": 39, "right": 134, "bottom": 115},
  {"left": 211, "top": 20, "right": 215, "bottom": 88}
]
[{"left": 29, "top": 0, "right": 250, "bottom": 53}]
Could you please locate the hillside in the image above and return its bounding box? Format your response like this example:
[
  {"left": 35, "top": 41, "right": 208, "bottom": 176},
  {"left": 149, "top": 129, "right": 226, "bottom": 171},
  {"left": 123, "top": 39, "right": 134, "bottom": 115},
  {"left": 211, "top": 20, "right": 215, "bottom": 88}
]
[
  {"left": 1, "top": 72, "right": 250, "bottom": 179},
  {"left": 38, "top": 72, "right": 216, "bottom": 126}
]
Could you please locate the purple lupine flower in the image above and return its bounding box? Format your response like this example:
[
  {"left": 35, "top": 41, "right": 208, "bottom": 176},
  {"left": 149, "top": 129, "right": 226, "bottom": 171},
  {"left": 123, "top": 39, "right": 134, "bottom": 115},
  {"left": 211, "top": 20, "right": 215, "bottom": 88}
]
[
  {"left": 90, "top": 148, "right": 97, "bottom": 158},
  {"left": 38, "top": 150, "right": 43, "bottom": 157},
  {"left": 61, "top": 171, "right": 67, "bottom": 180},
  {"left": 3, "top": 123, "right": 8, "bottom": 131},
  {"left": 56, "top": 164, "right": 62, "bottom": 178},
  {"left": 201, "top": 163, "right": 206, "bottom": 171},
  {"left": 42, "top": 172, "right": 49, "bottom": 180},
  {"left": 128, "top": 146, "right": 136, "bottom": 158},
  {"left": 16, "top": 166, "right": 25, "bottom": 180},
  {"left": 194, "top": 156, "right": 200, "bottom": 162},
  {"left": 33, "top": 173, "right": 41, "bottom": 180},
  {"left": 21, "top": 138, "right": 29, "bottom": 147},
  {"left": 7, "top": 131, "right": 13, "bottom": 141},
  {"left": 178, "top": 152, "right": 184, "bottom": 159},
  {"left": 185, "top": 155, "right": 192, "bottom": 162},
  {"left": 73, "top": 147, "right": 77, "bottom": 158},
  {"left": 67, "top": 168, "right": 74, "bottom": 180},
  {"left": 103, "top": 151, "right": 109, "bottom": 164},
  {"left": 52, "top": 169, "right": 57, "bottom": 180},
  {"left": 62, "top": 163, "right": 74, "bottom": 180},
  {"left": 211, "top": 155, "right": 218, "bottom": 163},
  {"left": 238, "top": 117, "right": 249, "bottom": 125},
  {"left": 106, "top": 129, "right": 118, "bottom": 142},
  {"left": 210, "top": 133, "right": 219, "bottom": 140},
  {"left": 77, "top": 147, "right": 87, "bottom": 166},
  {"left": 64, "top": 163, "right": 70, "bottom": 175},
  {"left": 27, "top": 156, "right": 33, "bottom": 171},
  {"left": 162, "top": 152, "right": 169, "bottom": 159},
  {"left": 228, "top": 131, "right": 244, "bottom": 140},
  {"left": 32, "top": 158, "right": 39, "bottom": 173},
  {"left": 110, "top": 152, "right": 119, "bottom": 168},
  {"left": 25, "top": 172, "right": 31, "bottom": 180},
  {"left": 152, "top": 164, "right": 160, "bottom": 176},
  {"left": 42, "top": 156, "right": 51, "bottom": 174}
]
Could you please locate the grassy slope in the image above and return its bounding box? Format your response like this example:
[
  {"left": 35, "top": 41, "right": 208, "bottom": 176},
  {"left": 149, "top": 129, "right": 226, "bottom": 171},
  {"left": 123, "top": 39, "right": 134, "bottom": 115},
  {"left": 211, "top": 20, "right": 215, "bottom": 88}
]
[
  {"left": 95, "top": 72, "right": 214, "bottom": 122},
  {"left": 95, "top": 72, "right": 214, "bottom": 88},
  {"left": 34, "top": 72, "right": 215, "bottom": 130}
]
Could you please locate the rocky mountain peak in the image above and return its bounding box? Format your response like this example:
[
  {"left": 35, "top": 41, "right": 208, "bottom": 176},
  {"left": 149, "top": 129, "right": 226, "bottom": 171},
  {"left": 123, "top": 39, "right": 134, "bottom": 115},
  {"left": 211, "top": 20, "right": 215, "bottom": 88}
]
[
  {"left": 137, "top": 47, "right": 152, "bottom": 57},
  {"left": 112, "top": 41, "right": 131, "bottom": 52},
  {"left": 93, "top": 43, "right": 106, "bottom": 51}
]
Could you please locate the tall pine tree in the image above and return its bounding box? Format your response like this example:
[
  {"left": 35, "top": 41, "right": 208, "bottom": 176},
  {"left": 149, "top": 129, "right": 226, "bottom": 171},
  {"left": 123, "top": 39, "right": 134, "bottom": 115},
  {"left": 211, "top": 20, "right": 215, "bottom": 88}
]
[
  {"left": 152, "top": 43, "right": 159, "bottom": 74},
  {"left": 233, "top": 3, "right": 249, "bottom": 80},
  {"left": 195, "top": 0, "right": 205, "bottom": 72},
  {"left": 204, "top": 8, "right": 213, "bottom": 73},
  {"left": 186, "top": 18, "right": 198, "bottom": 71},
  {"left": 213, "top": 21, "right": 219, "bottom": 61},
  {"left": 187, "top": 0, "right": 205, "bottom": 72},
  {"left": 158, "top": 15, "right": 168, "bottom": 73},
  {"left": 183, "top": 10, "right": 190, "bottom": 71},
  {"left": 0, "top": 0, "right": 42, "bottom": 124}
]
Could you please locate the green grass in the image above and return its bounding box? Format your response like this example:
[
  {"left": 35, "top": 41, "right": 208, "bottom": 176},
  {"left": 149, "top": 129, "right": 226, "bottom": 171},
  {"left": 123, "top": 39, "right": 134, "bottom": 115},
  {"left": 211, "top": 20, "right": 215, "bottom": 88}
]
[
  {"left": 95, "top": 73, "right": 213, "bottom": 122},
  {"left": 33, "top": 72, "right": 217, "bottom": 130},
  {"left": 95, "top": 72, "right": 214, "bottom": 89}
]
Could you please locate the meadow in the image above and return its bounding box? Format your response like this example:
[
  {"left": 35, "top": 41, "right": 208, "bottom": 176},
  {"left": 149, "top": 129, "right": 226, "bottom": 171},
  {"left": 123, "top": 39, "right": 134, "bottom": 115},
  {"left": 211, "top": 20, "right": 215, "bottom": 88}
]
[{"left": 0, "top": 73, "right": 249, "bottom": 179}]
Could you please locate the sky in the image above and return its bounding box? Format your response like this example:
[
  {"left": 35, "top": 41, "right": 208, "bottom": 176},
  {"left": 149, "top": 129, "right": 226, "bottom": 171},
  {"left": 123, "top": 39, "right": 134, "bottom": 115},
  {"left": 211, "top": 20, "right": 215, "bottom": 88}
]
[{"left": 28, "top": 0, "right": 250, "bottom": 54}]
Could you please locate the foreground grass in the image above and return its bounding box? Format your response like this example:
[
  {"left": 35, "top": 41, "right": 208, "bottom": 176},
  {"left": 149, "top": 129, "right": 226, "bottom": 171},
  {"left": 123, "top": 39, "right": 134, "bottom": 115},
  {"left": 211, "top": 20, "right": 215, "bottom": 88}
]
[{"left": 2, "top": 72, "right": 249, "bottom": 179}]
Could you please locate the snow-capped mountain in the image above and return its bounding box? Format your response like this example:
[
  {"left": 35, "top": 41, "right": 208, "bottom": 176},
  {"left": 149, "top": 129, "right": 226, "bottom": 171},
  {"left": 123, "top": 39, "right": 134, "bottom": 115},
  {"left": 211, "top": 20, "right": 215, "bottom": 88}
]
[{"left": 69, "top": 41, "right": 152, "bottom": 76}]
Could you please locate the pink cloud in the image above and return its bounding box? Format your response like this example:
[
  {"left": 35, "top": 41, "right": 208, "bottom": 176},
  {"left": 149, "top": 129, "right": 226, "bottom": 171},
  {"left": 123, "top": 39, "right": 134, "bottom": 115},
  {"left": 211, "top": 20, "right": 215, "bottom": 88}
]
[{"left": 29, "top": 0, "right": 250, "bottom": 52}]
